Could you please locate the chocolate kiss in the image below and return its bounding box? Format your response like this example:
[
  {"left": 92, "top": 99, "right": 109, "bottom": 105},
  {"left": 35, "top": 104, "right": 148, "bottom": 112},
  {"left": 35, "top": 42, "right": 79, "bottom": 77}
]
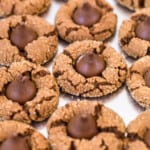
[
  {"left": 6, "top": 75, "right": 37, "bottom": 104},
  {"left": 73, "top": 2, "right": 101, "bottom": 27},
  {"left": 135, "top": 18, "right": 150, "bottom": 41},
  {"left": 0, "top": 135, "right": 30, "bottom": 150},
  {"left": 75, "top": 52, "right": 106, "bottom": 77},
  {"left": 10, "top": 24, "right": 38, "bottom": 50},
  {"left": 67, "top": 113, "right": 98, "bottom": 139}
]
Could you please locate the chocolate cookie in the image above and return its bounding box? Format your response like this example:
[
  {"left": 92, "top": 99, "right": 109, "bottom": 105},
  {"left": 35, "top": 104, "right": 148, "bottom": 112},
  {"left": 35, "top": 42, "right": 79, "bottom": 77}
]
[
  {"left": 47, "top": 100, "right": 125, "bottom": 150},
  {"left": 0, "top": 120, "right": 51, "bottom": 149},
  {"left": 55, "top": 0, "right": 117, "bottom": 43},
  {"left": 53, "top": 40, "right": 127, "bottom": 97},
  {"left": 0, "top": 15, "right": 57, "bottom": 65},
  {"left": 117, "top": 0, "right": 150, "bottom": 11},
  {"left": 119, "top": 8, "right": 150, "bottom": 58},
  {"left": 124, "top": 110, "right": 150, "bottom": 149},
  {"left": 0, "top": 0, "right": 50, "bottom": 17},
  {"left": 0, "top": 60, "right": 59, "bottom": 123},
  {"left": 127, "top": 56, "right": 150, "bottom": 110}
]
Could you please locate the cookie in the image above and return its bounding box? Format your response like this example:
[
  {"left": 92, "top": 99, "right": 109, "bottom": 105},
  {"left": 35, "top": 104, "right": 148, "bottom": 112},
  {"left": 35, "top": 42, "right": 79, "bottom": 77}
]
[
  {"left": 0, "top": 120, "right": 51, "bottom": 149},
  {"left": 0, "top": 15, "right": 58, "bottom": 65},
  {"left": 119, "top": 8, "right": 150, "bottom": 58},
  {"left": 127, "top": 56, "right": 150, "bottom": 109},
  {"left": 124, "top": 110, "right": 150, "bottom": 149},
  {"left": 117, "top": 0, "right": 150, "bottom": 11},
  {"left": 56, "top": 0, "right": 68, "bottom": 2},
  {"left": 53, "top": 40, "right": 127, "bottom": 98},
  {"left": 0, "top": 60, "right": 59, "bottom": 123},
  {"left": 0, "top": 0, "right": 51, "bottom": 17},
  {"left": 55, "top": 0, "right": 117, "bottom": 43},
  {"left": 47, "top": 100, "right": 125, "bottom": 150}
]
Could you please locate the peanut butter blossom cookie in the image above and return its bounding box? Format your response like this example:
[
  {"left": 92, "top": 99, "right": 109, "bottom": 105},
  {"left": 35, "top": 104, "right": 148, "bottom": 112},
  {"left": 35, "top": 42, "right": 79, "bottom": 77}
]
[
  {"left": 47, "top": 100, "right": 126, "bottom": 150},
  {"left": 55, "top": 0, "right": 117, "bottom": 43},
  {"left": 0, "top": 15, "right": 57, "bottom": 65},
  {"left": 0, "top": 61, "right": 59, "bottom": 123},
  {"left": 0, "top": 0, "right": 51, "bottom": 17},
  {"left": 0, "top": 120, "right": 51, "bottom": 150},
  {"left": 127, "top": 56, "right": 150, "bottom": 110},
  {"left": 117, "top": 0, "right": 150, "bottom": 11},
  {"left": 124, "top": 111, "right": 150, "bottom": 149},
  {"left": 53, "top": 40, "right": 127, "bottom": 97},
  {"left": 119, "top": 8, "right": 150, "bottom": 58}
]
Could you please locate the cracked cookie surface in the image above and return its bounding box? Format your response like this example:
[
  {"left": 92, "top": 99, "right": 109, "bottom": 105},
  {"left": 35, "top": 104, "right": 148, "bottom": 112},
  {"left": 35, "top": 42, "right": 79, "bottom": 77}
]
[
  {"left": 127, "top": 56, "right": 150, "bottom": 109},
  {"left": 53, "top": 40, "right": 127, "bottom": 98},
  {"left": 117, "top": 0, "right": 150, "bottom": 11},
  {"left": 119, "top": 8, "right": 150, "bottom": 58},
  {"left": 55, "top": 0, "right": 117, "bottom": 43},
  {"left": 0, "top": 60, "right": 59, "bottom": 123},
  {"left": 0, "top": 0, "right": 51, "bottom": 17},
  {"left": 0, "top": 15, "right": 58, "bottom": 65},
  {"left": 124, "top": 111, "right": 150, "bottom": 149},
  {"left": 0, "top": 120, "right": 51, "bottom": 150},
  {"left": 47, "top": 100, "right": 125, "bottom": 150}
]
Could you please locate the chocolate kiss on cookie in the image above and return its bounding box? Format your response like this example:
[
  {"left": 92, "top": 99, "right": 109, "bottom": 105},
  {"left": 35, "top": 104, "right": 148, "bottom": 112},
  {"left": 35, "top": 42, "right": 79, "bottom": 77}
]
[
  {"left": 72, "top": 2, "right": 101, "bottom": 27},
  {"left": 144, "top": 129, "right": 150, "bottom": 147},
  {"left": 144, "top": 69, "right": 150, "bottom": 87},
  {"left": 6, "top": 75, "right": 37, "bottom": 104},
  {"left": 75, "top": 52, "right": 106, "bottom": 77},
  {"left": 135, "top": 18, "right": 150, "bottom": 41},
  {"left": 10, "top": 24, "right": 38, "bottom": 50},
  {"left": 67, "top": 113, "right": 98, "bottom": 139},
  {"left": 0, "top": 135, "right": 30, "bottom": 150}
]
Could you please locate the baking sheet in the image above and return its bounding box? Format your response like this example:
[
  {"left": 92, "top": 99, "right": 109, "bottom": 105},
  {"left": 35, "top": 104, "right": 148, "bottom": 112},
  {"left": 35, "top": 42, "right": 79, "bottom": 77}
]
[{"left": 34, "top": 0, "right": 143, "bottom": 138}]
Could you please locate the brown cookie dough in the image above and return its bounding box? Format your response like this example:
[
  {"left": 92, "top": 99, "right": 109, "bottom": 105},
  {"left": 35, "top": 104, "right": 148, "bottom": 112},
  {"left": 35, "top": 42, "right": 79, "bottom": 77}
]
[
  {"left": 0, "top": 15, "right": 58, "bottom": 65},
  {"left": 117, "top": 0, "right": 150, "bottom": 11},
  {"left": 0, "top": 0, "right": 51, "bottom": 17},
  {"left": 0, "top": 120, "right": 51, "bottom": 149},
  {"left": 127, "top": 56, "right": 150, "bottom": 109},
  {"left": 119, "top": 8, "right": 150, "bottom": 58},
  {"left": 123, "top": 139, "right": 149, "bottom": 150},
  {"left": 47, "top": 100, "right": 125, "bottom": 150},
  {"left": 55, "top": 0, "right": 117, "bottom": 43},
  {"left": 124, "top": 110, "right": 150, "bottom": 149},
  {"left": 55, "top": 0, "right": 68, "bottom": 2},
  {"left": 0, "top": 60, "right": 59, "bottom": 123},
  {"left": 53, "top": 40, "right": 127, "bottom": 98}
]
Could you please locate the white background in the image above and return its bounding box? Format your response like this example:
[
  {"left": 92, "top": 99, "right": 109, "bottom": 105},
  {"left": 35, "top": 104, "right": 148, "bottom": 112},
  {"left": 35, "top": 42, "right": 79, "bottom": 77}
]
[{"left": 34, "top": 0, "right": 144, "bottom": 138}]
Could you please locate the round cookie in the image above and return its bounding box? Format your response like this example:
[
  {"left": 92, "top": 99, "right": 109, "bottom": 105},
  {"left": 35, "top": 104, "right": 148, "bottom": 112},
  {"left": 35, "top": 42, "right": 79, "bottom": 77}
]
[
  {"left": 55, "top": 0, "right": 117, "bottom": 43},
  {"left": 127, "top": 56, "right": 150, "bottom": 109},
  {"left": 0, "top": 120, "right": 51, "bottom": 149},
  {"left": 53, "top": 40, "right": 127, "bottom": 98},
  {"left": 0, "top": 15, "right": 58, "bottom": 66},
  {"left": 47, "top": 100, "right": 125, "bottom": 150},
  {"left": 0, "top": 0, "right": 51, "bottom": 17},
  {"left": 124, "top": 110, "right": 150, "bottom": 149},
  {"left": 0, "top": 60, "right": 59, "bottom": 123},
  {"left": 117, "top": 0, "right": 150, "bottom": 11},
  {"left": 119, "top": 8, "right": 150, "bottom": 58}
]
